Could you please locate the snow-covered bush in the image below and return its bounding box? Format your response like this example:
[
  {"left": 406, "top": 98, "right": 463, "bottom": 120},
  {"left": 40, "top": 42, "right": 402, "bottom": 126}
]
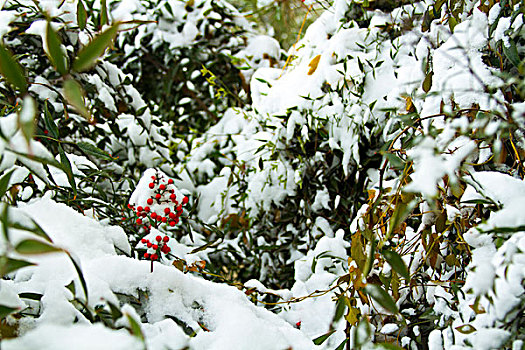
[{"left": 1, "top": 0, "right": 524, "bottom": 349}]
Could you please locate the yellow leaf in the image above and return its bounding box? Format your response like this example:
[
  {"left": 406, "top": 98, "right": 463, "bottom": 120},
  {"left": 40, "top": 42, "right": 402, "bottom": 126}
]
[
  {"left": 345, "top": 306, "right": 360, "bottom": 325},
  {"left": 307, "top": 55, "right": 321, "bottom": 75}
]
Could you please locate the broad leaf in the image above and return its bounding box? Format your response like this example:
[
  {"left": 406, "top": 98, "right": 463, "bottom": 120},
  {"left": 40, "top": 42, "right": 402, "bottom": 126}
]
[
  {"left": 46, "top": 21, "right": 68, "bottom": 75},
  {"left": 381, "top": 249, "right": 410, "bottom": 280},
  {"left": 364, "top": 284, "right": 399, "bottom": 314},
  {"left": 15, "top": 239, "right": 61, "bottom": 255}
]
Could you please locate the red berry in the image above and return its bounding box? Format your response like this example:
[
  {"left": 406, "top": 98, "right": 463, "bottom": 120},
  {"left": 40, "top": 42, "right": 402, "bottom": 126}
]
[
  {"left": 176, "top": 204, "right": 182, "bottom": 212},
  {"left": 147, "top": 242, "right": 152, "bottom": 248},
  {"left": 165, "top": 247, "right": 171, "bottom": 253},
  {"left": 161, "top": 217, "right": 167, "bottom": 223},
  {"left": 155, "top": 193, "right": 161, "bottom": 200},
  {"left": 144, "top": 253, "right": 150, "bottom": 259},
  {"left": 147, "top": 198, "right": 153, "bottom": 205},
  {"left": 169, "top": 221, "right": 175, "bottom": 227},
  {"left": 151, "top": 212, "right": 157, "bottom": 219},
  {"left": 156, "top": 216, "right": 162, "bottom": 221},
  {"left": 141, "top": 212, "right": 147, "bottom": 218},
  {"left": 137, "top": 206, "right": 143, "bottom": 212},
  {"left": 141, "top": 238, "right": 147, "bottom": 243},
  {"left": 182, "top": 196, "right": 189, "bottom": 205},
  {"left": 136, "top": 218, "right": 142, "bottom": 225},
  {"left": 156, "top": 235, "right": 162, "bottom": 242},
  {"left": 149, "top": 182, "right": 155, "bottom": 189},
  {"left": 151, "top": 254, "right": 158, "bottom": 260},
  {"left": 144, "top": 206, "right": 150, "bottom": 212},
  {"left": 170, "top": 189, "right": 174, "bottom": 193},
  {"left": 127, "top": 204, "right": 132, "bottom": 209},
  {"left": 296, "top": 321, "right": 301, "bottom": 328},
  {"left": 164, "top": 208, "right": 170, "bottom": 215},
  {"left": 169, "top": 212, "right": 176, "bottom": 219},
  {"left": 152, "top": 244, "right": 158, "bottom": 250},
  {"left": 173, "top": 217, "right": 179, "bottom": 224},
  {"left": 170, "top": 194, "right": 176, "bottom": 201},
  {"left": 163, "top": 236, "right": 169, "bottom": 242},
  {"left": 161, "top": 245, "right": 169, "bottom": 253},
  {"left": 159, "top": 184, "right": 166, "bottom": 191}
]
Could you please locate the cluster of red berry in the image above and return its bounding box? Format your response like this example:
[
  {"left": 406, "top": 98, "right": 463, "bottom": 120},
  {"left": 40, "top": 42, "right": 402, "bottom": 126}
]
[
  {"left": 128, "top": 174, "right": 189, "bottom": 233},
  {"left": 141, "top": 235, "right": 171, "bottom": 260}
]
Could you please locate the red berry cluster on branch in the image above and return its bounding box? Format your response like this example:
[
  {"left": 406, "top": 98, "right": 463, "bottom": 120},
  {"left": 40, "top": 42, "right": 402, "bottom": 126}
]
[
  {"left": 128, "top": 172, "right": 189, "bottom": 231},
  {"left": 141, "top": 235, "right": 171, "bottom": 261}
]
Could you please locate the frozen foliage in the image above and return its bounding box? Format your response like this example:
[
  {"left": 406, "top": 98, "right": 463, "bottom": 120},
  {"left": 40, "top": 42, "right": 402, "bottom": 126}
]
[{"left": 0, "top": 0, "right": 524, "bottom": 349}]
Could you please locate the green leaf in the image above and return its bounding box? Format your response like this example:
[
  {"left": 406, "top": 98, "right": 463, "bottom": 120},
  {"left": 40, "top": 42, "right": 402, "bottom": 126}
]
[
  {"left": 15, "top": 239, "right": 61, "bottom": 255},
  {"left": 455, "top": 324, "right": 476, "bottom": 334},
  {"left": 0, "top": 44, "right": 27, "bottom": 93},
  {"left": 63, "top": 79, "right": 91, "bottom": 119},
  {"left": 0, "top": 169, "right": 16, "bottom": 199},
  {"left": 77, "top": 0, "right": 87, "bottom": 30},
  {"left": 100, "top": 0, "right": 108, "bottom": 27},
  {"left": 8, "top": 217, "right": 53, "bottom": 242},
  {"left": 18, "top": 96, "right": 36, "bottom": 144},
  {"left": 363, "top": 237, "right": 376, "bottom": 277},
  {"left": 65, "top": 252, "right": 88, "bottom": 303},
  {"left": 0, "top": 304, "right": 19, "bottom": 319},
  {"left": 503, "top": 39, "right": 521, "bottom": 67},
  {"left": 313, "top": 329, "right": 336, "bottom": 345},
  {"left": 387, "top": 199, "right": 416, "bottom": 239},
  {"left": 422, "top": 71, "right": 433, "bottom": 92},
  {"left": 335, "top": 339, "right": 347, "bottom": 350},
  {"left": 46, "top": 21, "right": 68, "bottom": 75},
  {"left": 77, "top": 141, "right": 115, "bottom": 160},
  {"left": 381, "top": 249, "right": 410, "bottom": 280},
  {"left": 58, "top": 145, "right": 76, "bottom": 196},
  {"left": 379, "top": 343, "right": 404, "bottom": 350},
  {"left": 43, "top": 101, "right": 59, "bottom": 139},
  {"left": 126, "top": 313, "right": 145, "bottom": 341},
  {"left": 0, "top": 256, "right": 35, "bottom": 276},
  {"left": 72, "top": 24, "right": 119, "bottom": 72},
  {"left": 354, "top": 318, "right": 372, "bottom": 347},
  {"left": 333, "top": 296, "right": 347, "bottom": 322},
  {"left": 364, "top": 284, "right": 399, "bottom": 314},
  {"left": 18, "top": 292, "right": 42, "bottom": 301}
]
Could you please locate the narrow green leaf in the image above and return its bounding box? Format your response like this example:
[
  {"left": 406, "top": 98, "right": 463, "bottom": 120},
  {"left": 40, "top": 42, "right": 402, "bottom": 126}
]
[
  {"left": 363, "top": 237, "right": 376, "bottom": 277},
  {"left": 77, "top": 141, "right": 115, "bottom": 160},
  {"left": 18, "top": 96, "right": 36, "bottom": 144},
  {"left": 77, "top": 0, "right": 87, "bottom": 30},
  {"left": 0, "top": 256, "right": 35, "bottom": 276},
  {"left": 46, "top": 21, "right": 68, "bottom": 75},
  {"left": 0, "top": 304, "right": 19, "bottom": 319},
  {"left": 100, "top": 0, "right": 108, "bottom": 27},
  {"left": 354, "top": 318, "right": 372, "bottom": 347},
  {"left": 43, "top": 101, "right": 59, "bottom": 139},
  {"left": 108, "top": 301, "right": 123, "bottom": 320},
  {"left": 379, "top": 343, "right": 404, "bottom": 350},
  {"left": 0, "top": 44, "right": 27, "bottom": 93},
  {"left": 63, "top": 79, "right": 91, "bottom": 119},
  {"left": 72, "top": 24, "right": 119, "bottom": 72},
  {"left": 0, "top": 169, "right": 16, "bottom": 199},
  {"left": 313, "top": 329, "right": 336, "bottom": 345},
  {"left": 58, "top": 145, "right": 76, "bottom": 196},
  {"left": 15, "top": 239, "right": 61, "bottom": 254},
  {"left": 381, "top": 249, "right": 410, "bottom": 280},
  {"left": 9, "top": 217, "right": 53, "bottom": 242},
  {"left": 126, "top": 313, "right": 145, "bottom": 341},
  {"left": 65, "top": 252, "right": 88, "bottom": 303},
  {"left": 333, "top": 296, "right": 347, "bottom": 322},
  {"left": 335, "top": 339, "right": 347, "bottom": 350},
  {"left": 364, "top": 284, "right": 399, "bottom": 314},
  {"left": 18, "top": 292, "right": 43, "bottom": 301}
]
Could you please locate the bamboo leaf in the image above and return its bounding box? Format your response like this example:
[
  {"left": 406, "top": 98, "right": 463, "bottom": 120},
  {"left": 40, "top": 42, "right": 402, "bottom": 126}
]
[
  {"left": 43, "top": 101, "right": 59, "bottom": 139},
  {"left": 364, "top": 284, "right": 399, "bottom": 314},
  {"left": 65, "top": 252, "right": 89, "bottom": 303},
  {"left": 455, "top": 324, "right": 476, "bottom": 334},
  {"left": 46, "top": 21, "right": 68, "bottom": 75},
  {"left": 77, "top": 0, "right": 87, "bottom": 30},
  {"left": 63, "top": 79, "right": 91, "bottom": 119},
  {"left": 77, "top": 141, "right": 115, "bottom": 160},
  {"left": 126, "top": 313, "right": 145, "bottom": 341},
  {"left": 72, "top": 24, "right": 119, "bottom": 72},
  {"left": 15, "top": 239, "right": 61, "bottom": 255},
  {"left": 381, "top": 249, "right": 410, "bottom": 280},
  {"left": 0, "top": 256, "right": 35, "bottom": 276},
  {"left": 313, "top": 329, "right": 336, "bottom": 345},
  {"left": 0, "top": 169, "right": 16, "bottom": 199},
  {"left": 0, "top": 44, "right": 28, "bottom": 93},
  {"left": 0, "top": 304, "right": 19, "bottom": 319},
  {"left": 58, "top": 145, "right": 76, "bottom": 196}
]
